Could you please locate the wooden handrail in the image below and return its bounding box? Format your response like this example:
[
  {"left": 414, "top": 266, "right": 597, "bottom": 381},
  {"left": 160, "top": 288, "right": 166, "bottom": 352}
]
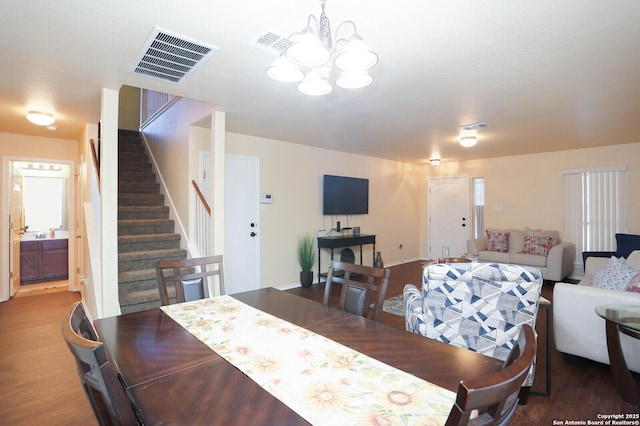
[
  {"left": 192, "top": 180, "right": 211, "bottom": 216},
  {"left": 90, "top": 138, "right": 100, "bottom": 184}
]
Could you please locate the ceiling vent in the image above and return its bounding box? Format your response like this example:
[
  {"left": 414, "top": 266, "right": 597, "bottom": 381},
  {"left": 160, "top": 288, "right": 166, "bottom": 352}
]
[
  {"left": 250, "top": 31, "right": 292, "bottom": 55},
  {"left": 131, "top": 28, "right": 218, "bottom": 83},
  {"left": 460, "top": 122, "right": 489, "bottom": 131}
]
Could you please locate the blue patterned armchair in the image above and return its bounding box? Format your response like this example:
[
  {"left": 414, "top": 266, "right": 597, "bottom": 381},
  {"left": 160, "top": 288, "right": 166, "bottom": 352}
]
[{"left": 404, "top": 262, "right": 542, "bottom": 387}]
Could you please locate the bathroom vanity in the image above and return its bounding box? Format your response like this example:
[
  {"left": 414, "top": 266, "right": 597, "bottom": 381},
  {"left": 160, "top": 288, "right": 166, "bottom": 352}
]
[{"left": 20, "top": 236, "right": 68, "bottom": 284}]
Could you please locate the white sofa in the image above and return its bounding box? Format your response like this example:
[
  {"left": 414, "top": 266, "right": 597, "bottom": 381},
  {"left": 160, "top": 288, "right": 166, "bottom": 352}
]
[
  {"left": 553, "top": 251, "right": 640, "bottom": 373},
  {"left": 467, "top": 228, "right": 575, "bottom": 281}
]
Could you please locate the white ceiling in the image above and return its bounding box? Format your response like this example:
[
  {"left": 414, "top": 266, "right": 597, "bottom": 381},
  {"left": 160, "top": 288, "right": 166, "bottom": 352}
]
[{"left": 1, "top": 1, "right": 639, "bottom": 165}]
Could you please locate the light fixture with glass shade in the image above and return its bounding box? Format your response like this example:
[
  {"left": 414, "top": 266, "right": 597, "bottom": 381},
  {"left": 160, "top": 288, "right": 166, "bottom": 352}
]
[
  {"left": 430, "top": 158, "right": 441, "bottom": 167},
  {"left": 26, "top": 111, "right": 55, "bottom": 126},
  {"left": 266, "top": 0, "right": 378, "bottom": 96},
  {"left": 460, "top": 136, "right": 478, "bottom": 148}
]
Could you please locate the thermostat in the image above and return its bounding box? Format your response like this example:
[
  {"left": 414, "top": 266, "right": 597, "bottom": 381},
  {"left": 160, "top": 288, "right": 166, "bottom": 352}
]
[{"left": 260, "top": 193, "right": 273, "bottom": 204}]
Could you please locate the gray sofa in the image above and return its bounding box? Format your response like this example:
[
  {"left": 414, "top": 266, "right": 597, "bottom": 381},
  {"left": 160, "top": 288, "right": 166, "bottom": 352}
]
[{"left": 467, "top": 228, "right": 575, "bottom": 281}]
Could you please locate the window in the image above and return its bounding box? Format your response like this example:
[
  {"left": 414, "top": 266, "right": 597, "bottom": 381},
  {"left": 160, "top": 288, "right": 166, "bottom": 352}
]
[
  {"left": 563, "top": 167, "right": 627, "bottom": 266},
  {"left": 472, "top": 177, "right": 485, "bottom": 239}
]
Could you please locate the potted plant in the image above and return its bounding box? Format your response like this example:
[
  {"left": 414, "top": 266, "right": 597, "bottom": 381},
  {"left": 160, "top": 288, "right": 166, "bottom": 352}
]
[{"left": 297, "top": 233, "right": 316, "bottom": 288}]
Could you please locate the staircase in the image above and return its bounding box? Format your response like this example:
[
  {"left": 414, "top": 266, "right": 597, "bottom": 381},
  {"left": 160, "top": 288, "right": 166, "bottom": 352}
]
[{"left": 117, "top": 129, "right": 187, "bottom": 313}]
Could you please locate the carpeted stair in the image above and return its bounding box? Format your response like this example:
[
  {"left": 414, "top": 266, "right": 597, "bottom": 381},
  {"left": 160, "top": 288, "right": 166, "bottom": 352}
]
[{"left": 117, "top": 129, "right": 186, "bottom": 313}]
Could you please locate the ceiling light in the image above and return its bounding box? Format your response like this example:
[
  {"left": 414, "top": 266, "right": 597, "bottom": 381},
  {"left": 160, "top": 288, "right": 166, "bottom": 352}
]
[
  {"left": 26, "top": 111, "right": 55, "bottom": 126},
  {"left": 266, "top": 0, "right": 378, "bottom": 95},
  {"left": 460, "top": 136, "right": 478, "bottom": 148},
  {"left": 430, "top": 158, "right": 441, "bottom": 167}
]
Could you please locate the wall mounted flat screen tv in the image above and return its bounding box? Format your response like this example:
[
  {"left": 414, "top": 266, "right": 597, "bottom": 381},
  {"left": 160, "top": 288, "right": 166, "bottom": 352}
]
[{"left": 323, "top": 174, "right": 369, "bottom": 215}]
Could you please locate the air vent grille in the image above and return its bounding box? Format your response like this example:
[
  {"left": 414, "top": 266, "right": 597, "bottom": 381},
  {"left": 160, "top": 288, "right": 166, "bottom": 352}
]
[
  {"left": 251, "top": 31, "right": 292, "bottom": 54},
  {"left": 131, "top": 28, "right": 218, "bottom": 83},
  {"left": 460, "top": 122, "right": 489, "bottom": 131}
]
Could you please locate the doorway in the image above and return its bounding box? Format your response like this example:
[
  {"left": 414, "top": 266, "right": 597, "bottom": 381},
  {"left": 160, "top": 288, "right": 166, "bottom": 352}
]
[{"left": 4, "top": 159, "right": 75, "bottom": 299}]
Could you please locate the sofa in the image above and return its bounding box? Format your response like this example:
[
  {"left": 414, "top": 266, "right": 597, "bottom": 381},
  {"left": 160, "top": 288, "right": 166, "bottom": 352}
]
[
  {"left": 404, "top": 262, "right": 543, "bottom": 388},
  {"left": 553, "top": 250, "right": 640, "bottom": 373},
  {"left": 467, "top": 228, "right": 575, "bottom": 281}
]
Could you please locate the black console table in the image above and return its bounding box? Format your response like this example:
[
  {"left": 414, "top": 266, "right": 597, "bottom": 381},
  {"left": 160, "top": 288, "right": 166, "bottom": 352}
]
[{"left": 317, "top": 234, "right": 376, "bottom": 283}]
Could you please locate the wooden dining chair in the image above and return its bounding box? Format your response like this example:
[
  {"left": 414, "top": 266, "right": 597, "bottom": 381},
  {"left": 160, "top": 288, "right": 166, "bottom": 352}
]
[
  {"left": 445, "top": 324, "right": 537, "bottom": 426},
  {"left": 156, "top": 254, "right": 225, "bottom": 305},
  {"left": 322, "top": 260, "right": 391, "bottom": 321},
  {"left": 61, "top": 301, "right": 142, "bottom": 426}
]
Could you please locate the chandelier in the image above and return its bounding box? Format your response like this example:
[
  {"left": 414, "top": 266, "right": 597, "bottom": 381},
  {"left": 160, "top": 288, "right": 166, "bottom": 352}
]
[{"left": 266, "top": 0, "right": 378, "bottom": 96}]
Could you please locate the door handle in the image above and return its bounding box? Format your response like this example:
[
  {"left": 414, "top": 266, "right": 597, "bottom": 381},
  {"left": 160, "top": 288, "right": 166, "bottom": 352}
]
[{"left": 250, "top": 232, "right": 256, "bottom": 237}]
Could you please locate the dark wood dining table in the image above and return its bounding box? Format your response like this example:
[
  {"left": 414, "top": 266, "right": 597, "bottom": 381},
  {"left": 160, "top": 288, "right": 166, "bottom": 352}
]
[{"left": 94, "top": 287, "right": 504, "bottom": 425}]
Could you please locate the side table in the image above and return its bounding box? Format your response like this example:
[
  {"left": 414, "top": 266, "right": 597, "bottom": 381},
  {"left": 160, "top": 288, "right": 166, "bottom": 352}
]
[{"left": 595, "top": 304, "right": 640, "bottom": 405}]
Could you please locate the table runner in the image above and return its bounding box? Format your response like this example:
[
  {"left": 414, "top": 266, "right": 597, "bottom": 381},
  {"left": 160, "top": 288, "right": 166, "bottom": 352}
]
[{"left": 162, "top": 295, "right": 456, "bottom": 425}]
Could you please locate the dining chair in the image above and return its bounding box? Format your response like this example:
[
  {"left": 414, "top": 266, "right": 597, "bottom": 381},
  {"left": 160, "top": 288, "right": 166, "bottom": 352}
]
[
  {"left": 156, "top": 254, "right": 225, "bottom": 305},
  {"left": 322, "top": 260, "right": 391, "bottom": 321},
  {"left": 61, "top": 301, "right": 142, "bottom": 426},
  {"left": 446, "top": 324, "right": 537, "bottom": 426}
]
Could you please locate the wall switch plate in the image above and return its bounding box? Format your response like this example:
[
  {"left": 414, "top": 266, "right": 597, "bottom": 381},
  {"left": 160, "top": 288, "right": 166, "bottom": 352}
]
[{"left": 260, "top": 193, "right": 273, "bottom": 204}]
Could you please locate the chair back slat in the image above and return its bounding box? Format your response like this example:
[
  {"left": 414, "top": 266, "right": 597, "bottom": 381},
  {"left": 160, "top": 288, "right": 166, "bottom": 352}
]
[
  {"left": 156, "top": 255, "right": 225, "bottom": 305},
  {"left": 323, "top": 260, "right": 391, "bottom": 321},
  {"left": 445, "top": 324, "right": 537, "bottom": 426},
  {"left": 61, "top": 302, "right": 142, "bottom": 425}
]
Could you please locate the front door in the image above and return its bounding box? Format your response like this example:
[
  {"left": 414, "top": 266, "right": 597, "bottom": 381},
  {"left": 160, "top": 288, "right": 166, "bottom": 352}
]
[
  {"left": 224, "top": 155, "right": 260, "bottom": 294},
  {"left": 428, "top": 176, "right": 470, "bottom": 260}
]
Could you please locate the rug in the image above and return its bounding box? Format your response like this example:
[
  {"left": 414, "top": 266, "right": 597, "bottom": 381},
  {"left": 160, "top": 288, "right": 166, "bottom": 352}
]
[{"left": 382, "top": 294, "right": 405, "bottom": 317}]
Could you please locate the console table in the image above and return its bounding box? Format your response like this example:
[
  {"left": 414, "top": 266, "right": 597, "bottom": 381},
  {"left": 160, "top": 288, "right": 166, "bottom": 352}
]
[{"left": 317, "top": 234, "right": 376, "bottom": 283}]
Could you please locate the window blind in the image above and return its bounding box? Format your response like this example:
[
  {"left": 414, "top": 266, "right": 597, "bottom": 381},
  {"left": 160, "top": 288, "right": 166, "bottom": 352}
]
[{"left": 562, "top": 167, "right": 627, "bottom": 266}]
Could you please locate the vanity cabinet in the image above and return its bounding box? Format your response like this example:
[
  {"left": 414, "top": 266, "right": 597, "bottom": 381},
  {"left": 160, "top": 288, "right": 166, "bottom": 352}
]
[{"left": 20, "top": 239, "right": 68, "bottom": 284}]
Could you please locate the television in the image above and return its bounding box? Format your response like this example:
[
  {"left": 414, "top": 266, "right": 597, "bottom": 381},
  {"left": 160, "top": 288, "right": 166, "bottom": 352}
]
[{"left": 323, "top": 174, "right": 369, "bottom": 215}]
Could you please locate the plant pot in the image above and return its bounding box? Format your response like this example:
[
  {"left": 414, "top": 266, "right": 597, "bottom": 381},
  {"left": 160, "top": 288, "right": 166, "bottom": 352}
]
[{"left": 300, "top": 271, "right": 313, "bottom": 288}]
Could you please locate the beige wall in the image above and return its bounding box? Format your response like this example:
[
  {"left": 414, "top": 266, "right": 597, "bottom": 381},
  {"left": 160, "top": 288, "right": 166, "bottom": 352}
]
[
  {"left": 227, "top": 132, "right": 424, "bottom": 288},
  {"left": 118, "top": 86, "right": 141, "bottom": 131},
  {"left": 0, "top": 132, "right": 79, "bottom": 301},
  {"left": 427, "top": 142, "right": 640, "bottom": 238},
  {"left": 143, "top": 98, "right": 217, "bottom": 238}
]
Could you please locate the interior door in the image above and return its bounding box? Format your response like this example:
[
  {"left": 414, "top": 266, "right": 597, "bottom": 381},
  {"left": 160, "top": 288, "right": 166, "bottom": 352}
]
[
  {"left": 224, "top": 155, "right": 260, "bottom": 294},
  {"left": 9, "top": 173, "right": 23, "bottom": 296},
  {"left": 428, "top": 176, "right": 470, "bottom": 260}
]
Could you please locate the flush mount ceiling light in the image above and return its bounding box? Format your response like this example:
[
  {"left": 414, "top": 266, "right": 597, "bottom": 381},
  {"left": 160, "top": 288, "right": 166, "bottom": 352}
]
[
  {"left": 460, "top": 136, "right": 478, "bottom": 148},
  {"left": 430, "top": 158, "right": 441, "bottom": 167},
  {"left": 266, "top": 0, "right": 378, "bottom": 96},
  {"left": 26, "top": 111, "right": 55, "bottom": 126}
]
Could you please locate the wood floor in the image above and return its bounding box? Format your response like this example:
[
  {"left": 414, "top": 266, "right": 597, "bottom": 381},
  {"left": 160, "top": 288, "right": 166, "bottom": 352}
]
[
  {"left": 1, "top": 263, "right": 638, "bottom": 425},
  {"left": 287, "top": 261, "right": 640, "bottom": 424}
]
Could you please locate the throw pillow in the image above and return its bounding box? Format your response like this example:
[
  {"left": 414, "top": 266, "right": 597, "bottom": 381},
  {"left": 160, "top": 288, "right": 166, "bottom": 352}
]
[
  {"left": 626, "top": 273, "right": 640, "bottom": 293},
  {"left": 524, "top": 236, "right": 553, "bottom": 256},
  {"left": 592, "top": 256, "right": 637, "bottom": 291},
  {"left": 525, "top": 227, "right": 559, "bottom": 247},
  {"left": 485, "top": 230, "right": 509, "bottom": 252}
]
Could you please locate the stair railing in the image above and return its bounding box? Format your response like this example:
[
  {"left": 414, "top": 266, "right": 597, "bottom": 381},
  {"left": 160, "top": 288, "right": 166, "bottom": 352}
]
[
  {"left": 191, "top": 180, "right": 211, "bottom": 257},
  {"left": 90, "top": 138, "right": 100, "bottom": 187}
]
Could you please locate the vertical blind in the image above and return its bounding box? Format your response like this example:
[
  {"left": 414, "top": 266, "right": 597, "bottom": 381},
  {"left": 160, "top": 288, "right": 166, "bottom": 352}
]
[
  {"left": 563, "top": 167, "right": 627, "bottom": 266},
  {"left": 472, "top": 177, "right": 485, "bottom": 239}
]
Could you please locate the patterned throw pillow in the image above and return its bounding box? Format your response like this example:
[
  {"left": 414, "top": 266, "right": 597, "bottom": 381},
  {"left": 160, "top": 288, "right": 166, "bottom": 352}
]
[
  {"left": 626, "top": 273, "right": 640, "bottom": 293},
  {"left": 524, "top": 236, "right": 553, "bottom": 256},
  {"left": 485, "top": 231, "right": 509, "bottom": 252},
  {"left": 592, "top": 256, "right": 638, "bottom": 291}
]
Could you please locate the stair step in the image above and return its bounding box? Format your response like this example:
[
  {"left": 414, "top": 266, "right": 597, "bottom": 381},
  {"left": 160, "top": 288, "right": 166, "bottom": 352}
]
[
  {"left": 119, "top": 289, "right": 162, "bottom": 314},
  {"left": 120, "top": 151, "right": 148, "bottom": 163},
  {"left": 119, "top": 170, "right": 156, "bottom": 183},
  {"left": 118, "top": 248, "right": 187, "bottom": 272},
  {"left": 118, "top": 193, "right": 164, "bottom": 207},
  {"left": 118, "top": 219, "right": 175, "bottom": 235},
  {"left": 119, "top": 143, "right": 145, "bottom": 154},
  {"left": 118, "top": 206, "right": 169, "bottom": 220},
  {"left": 119, "top": 161, "right": 152, "bottom": 173},
  {"left": 118, "top": 233, "right": 181, "bottom": 252},
  {"left": 118, "top": 181, "right": 160, "bottom": 194}
]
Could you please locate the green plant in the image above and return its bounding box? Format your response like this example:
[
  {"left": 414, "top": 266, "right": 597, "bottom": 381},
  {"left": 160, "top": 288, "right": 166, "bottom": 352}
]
[{"left": 297, "top": 233, "right": 316, "bottom": 272}]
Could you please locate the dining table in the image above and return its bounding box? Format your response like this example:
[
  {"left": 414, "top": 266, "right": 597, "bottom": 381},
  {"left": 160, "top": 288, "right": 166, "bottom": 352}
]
[{"left": 94, "top": 287, "right": 504, "bottom": 425}]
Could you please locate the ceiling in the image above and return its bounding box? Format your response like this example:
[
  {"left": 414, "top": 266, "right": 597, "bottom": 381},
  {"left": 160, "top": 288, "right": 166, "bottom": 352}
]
[{"left": 1, "top": 1, "right": 639, "bottom": 165}]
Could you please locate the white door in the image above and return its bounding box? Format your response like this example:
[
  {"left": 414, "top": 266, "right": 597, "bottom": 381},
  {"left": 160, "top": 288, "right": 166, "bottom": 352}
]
[
  {"left": 224, "top": 155, "right": 260, "bottom": 294},
  {"left": 428, "top": 176, "right": 470, "bottom": 260}
]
